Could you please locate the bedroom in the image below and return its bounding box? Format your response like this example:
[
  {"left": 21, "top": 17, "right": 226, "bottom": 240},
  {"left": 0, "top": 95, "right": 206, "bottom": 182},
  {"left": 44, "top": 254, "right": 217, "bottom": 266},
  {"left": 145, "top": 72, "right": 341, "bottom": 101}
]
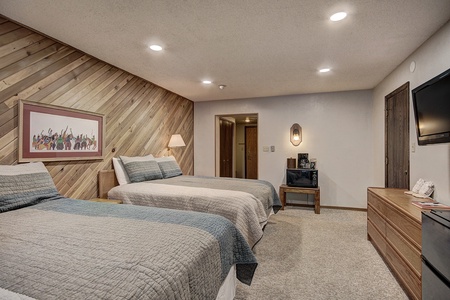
[{"left": 1, "top": 1, "right": 450, "bottom": 299}]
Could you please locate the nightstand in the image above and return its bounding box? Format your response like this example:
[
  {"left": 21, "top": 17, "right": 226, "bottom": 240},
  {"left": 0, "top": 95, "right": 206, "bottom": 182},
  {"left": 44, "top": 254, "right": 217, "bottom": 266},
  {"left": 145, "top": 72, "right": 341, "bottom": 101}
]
[
  {"left": 279, "top": 184, "right": 320, "bottom": 214},
  {"left": 90, "top": 198, "right": 123, "bottom": 204}
]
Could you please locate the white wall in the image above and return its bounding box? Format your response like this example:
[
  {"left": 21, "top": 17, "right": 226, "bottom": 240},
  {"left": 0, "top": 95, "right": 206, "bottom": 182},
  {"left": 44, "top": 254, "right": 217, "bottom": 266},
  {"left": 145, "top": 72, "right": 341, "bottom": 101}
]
[
  {"left": 373, "top": 21, "right": 450, "bottom": 205},
  {"left": 195, "top": 90, "right": 373, "bottom": 208}
]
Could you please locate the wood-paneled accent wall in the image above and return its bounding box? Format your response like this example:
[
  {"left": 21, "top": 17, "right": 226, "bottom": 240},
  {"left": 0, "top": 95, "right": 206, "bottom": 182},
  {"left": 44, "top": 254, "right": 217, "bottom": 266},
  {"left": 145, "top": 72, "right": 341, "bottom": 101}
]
[{"left": 0, "top": 16, "right": 194, "bottom": 199}]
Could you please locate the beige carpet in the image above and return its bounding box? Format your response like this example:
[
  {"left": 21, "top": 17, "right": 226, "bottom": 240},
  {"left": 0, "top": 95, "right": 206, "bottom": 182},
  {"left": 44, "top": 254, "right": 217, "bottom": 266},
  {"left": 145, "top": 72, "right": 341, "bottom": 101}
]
[{"left": 235, "top": 207, "right": 409, "bottom": 300}]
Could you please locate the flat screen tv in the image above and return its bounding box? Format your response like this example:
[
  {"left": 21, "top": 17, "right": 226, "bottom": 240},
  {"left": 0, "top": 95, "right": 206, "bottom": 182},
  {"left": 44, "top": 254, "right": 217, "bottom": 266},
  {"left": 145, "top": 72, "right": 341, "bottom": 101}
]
[{"left": 412, "top": 68, "right": 450, "bottom": 145}]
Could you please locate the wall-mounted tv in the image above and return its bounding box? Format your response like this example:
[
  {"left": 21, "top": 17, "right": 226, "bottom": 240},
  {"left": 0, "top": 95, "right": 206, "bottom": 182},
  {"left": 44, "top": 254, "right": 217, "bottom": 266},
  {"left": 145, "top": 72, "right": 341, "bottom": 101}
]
[{"left": 412, "top": 68, "right": 450, "bottom": 145}]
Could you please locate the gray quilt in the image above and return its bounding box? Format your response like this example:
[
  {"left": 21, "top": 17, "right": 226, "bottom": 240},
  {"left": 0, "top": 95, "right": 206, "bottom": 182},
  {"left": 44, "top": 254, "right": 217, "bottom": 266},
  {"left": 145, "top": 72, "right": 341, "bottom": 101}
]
[
  {"left": 157, "top": 176, "right": 282, "bottom": 214},
  {"left": 108, "top": 175, "right": 278, "bottom": 247},
  {"left": 0, "top": 199, "right": 257, "bottom": 300}
]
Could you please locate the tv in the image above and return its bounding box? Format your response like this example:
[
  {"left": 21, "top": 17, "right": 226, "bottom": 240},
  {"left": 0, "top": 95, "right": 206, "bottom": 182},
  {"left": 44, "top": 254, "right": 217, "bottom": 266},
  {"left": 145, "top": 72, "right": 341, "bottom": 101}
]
[{"left": 412, "top": 68, "right": 450, "bottom": 145}]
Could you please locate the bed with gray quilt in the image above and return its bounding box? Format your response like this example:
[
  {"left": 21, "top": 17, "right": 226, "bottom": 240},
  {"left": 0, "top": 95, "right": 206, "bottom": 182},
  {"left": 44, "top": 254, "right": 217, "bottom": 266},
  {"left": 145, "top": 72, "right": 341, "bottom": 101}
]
[
  {"left": 108, "top": 175, "right": 282, "bottom": 248},
  {"left": 0, "top": 163, "right": 257, "bottom": 300}
]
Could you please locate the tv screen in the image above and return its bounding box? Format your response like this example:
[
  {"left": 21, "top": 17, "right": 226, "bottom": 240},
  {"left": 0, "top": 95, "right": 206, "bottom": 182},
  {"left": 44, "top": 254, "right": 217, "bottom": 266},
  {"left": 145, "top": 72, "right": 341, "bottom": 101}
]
[{"left": 412, "top": 68, "right": 450, "bottom": 145}]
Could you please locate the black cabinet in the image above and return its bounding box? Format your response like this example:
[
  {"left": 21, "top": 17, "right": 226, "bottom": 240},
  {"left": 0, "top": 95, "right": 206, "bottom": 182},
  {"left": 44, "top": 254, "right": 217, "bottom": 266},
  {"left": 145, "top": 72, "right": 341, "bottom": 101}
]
[{"left": 421, "top": 210, "right": 450, "bottom": 300}]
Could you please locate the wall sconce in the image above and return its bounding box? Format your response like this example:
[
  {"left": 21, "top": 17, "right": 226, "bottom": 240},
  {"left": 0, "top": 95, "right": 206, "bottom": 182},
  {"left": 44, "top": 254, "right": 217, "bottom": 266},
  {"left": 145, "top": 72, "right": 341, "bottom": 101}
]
[
  {"left": 168, "top": 134, "right": 186, "bottom": 154},
  {"left": 290, "top": 123, "right": 302, "bottom": 146}
]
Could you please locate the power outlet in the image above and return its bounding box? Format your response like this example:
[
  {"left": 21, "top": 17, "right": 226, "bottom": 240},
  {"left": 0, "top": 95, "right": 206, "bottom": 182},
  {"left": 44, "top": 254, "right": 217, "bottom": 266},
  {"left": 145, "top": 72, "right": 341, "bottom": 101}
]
[{"left": 270, "top": 145, "right": 275, "bottom": 152}]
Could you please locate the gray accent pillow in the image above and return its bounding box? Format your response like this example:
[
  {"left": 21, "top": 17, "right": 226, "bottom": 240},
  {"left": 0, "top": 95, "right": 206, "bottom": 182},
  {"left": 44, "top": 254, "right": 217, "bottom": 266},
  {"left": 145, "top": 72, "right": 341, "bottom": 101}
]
[
  {"left": 120, "top": 155, "right": 163, "bottom": 183},
  {"left": 156, "top": 156, "right": 183, "bottom": 178},
  {"left": 155, "top": 156, "right": 183, "bottom": 178},
  {"left": 0, "top": 162, "right": 61, "bottom": 212}
]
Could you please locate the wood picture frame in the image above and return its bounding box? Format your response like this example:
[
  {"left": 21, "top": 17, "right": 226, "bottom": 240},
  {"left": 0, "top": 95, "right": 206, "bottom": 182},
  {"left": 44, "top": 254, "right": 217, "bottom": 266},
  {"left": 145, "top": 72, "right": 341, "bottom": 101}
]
[{"left": 19, "top": 100, "right": 105, "bottom": 162}]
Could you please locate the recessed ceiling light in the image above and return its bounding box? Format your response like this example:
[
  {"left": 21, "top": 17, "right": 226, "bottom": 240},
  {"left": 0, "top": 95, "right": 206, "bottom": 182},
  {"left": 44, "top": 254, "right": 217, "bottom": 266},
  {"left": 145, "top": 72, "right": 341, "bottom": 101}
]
[
  {"left": 330, "top": 12, "right": 347, "bottom": 21},
  {"left": 202, "top": 80, "right": 212, "bottom": 84},
  {"left": 319, "top": 68, "right": 331, "bottom": 73},
  {"left": 149, "top": 44, "right": 163, "bottom": 51}
]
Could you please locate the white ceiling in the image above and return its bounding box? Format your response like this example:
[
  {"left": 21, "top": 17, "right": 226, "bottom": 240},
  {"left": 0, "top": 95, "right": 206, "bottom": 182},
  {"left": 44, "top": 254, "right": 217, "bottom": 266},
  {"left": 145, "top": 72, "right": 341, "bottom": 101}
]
[{"left": 1, "top": 1, "right": 449, "bottom": 102}]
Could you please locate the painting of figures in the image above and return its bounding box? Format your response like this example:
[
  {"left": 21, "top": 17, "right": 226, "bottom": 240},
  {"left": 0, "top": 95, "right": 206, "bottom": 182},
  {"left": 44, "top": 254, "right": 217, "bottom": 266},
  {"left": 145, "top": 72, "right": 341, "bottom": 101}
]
[{"left": 19, "top": 100, "right": 104, "bottom": 162}]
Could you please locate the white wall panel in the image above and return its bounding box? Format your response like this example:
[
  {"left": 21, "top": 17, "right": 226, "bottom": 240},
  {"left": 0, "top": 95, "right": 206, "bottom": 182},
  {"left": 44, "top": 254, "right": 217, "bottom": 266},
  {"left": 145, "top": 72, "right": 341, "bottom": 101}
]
[
  {"left": 373, "top": 21, "right": 450, "bottom": 204},
  {"left": 195, "top": 90, "right": 373, "bottom": 208}
]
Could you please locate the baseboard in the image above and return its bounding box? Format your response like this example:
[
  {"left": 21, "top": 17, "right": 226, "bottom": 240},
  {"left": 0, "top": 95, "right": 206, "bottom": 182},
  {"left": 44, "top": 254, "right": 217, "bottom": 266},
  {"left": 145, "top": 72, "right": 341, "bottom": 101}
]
[
  {"left": 321, "top": 205, "right": 367, "bottom": 212},
  {"left": 285, "top": 204, "right": 367, "bottom": 212}
]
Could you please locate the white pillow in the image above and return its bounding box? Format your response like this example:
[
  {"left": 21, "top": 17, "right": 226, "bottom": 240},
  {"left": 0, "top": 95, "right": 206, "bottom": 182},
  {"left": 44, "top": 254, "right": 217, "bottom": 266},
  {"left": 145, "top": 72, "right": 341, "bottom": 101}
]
[
  {"left": 113, "top": 154, "right": 154, "bottom": 185},
  {"left": 112, "top": 157, "right": 130, "bottom": 185}
]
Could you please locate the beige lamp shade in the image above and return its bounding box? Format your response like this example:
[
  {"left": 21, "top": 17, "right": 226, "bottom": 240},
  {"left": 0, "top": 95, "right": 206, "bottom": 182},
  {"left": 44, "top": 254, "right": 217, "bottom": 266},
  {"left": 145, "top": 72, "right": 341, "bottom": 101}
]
[{"left": 168, "top": 134, "right": 186, "bottom": 148}]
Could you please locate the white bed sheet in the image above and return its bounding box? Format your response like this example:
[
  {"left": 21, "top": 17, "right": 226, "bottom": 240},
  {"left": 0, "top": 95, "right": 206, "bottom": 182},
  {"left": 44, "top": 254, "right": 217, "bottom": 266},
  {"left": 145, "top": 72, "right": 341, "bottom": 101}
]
[{"left": 216, "top": 264, "right": 237, "bottom": 300}]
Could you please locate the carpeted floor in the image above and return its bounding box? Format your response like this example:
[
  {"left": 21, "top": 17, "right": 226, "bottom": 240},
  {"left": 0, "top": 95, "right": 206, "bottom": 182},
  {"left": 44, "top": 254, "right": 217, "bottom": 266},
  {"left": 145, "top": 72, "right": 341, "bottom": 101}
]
[{"left": 235, "top": 207, "right": 409, "bottom": 300}]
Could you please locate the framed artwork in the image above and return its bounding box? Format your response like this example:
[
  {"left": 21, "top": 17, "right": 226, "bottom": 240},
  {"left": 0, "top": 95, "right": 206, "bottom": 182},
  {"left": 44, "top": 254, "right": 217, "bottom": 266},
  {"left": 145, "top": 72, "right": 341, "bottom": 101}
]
[
  {"left": 298, "top": 153, "right": 309, "bottom": 168},
  {"left": 19, "top": 100, "right": 105, "bottom": 162}
]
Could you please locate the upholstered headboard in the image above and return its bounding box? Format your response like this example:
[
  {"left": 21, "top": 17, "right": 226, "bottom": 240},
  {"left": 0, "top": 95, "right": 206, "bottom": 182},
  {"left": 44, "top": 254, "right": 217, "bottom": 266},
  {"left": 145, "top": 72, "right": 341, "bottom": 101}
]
[{"left": 98, "top": 170, "right": 118, "bottom": 198}]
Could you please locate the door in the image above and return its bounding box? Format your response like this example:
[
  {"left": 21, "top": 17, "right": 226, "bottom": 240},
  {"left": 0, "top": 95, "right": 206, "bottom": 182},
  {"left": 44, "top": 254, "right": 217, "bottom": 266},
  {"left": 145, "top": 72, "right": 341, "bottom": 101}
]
[
  {"left": 220, "top": 118, "right": 233, "bottom": 177},
  {"left": 385, "top": 82, "right": 410, "bottom": 189},
  {"left": 245, "top": 126, "right": 258, "bottom": 179}
]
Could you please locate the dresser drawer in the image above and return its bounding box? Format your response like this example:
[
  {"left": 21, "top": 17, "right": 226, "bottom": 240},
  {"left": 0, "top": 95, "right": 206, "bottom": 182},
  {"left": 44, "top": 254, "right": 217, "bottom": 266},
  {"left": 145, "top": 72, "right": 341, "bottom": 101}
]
[
  {"left": 367, "top": 192, "right": 386, "bottom": 215},
  {"left": 385, "top": 242, "right": 421, "bottom": 300},
  {"left": 386, "top": 222, "right": 421, "bottom": 276},
  {"left": 385, "top": 206, "right": 421, "bottom": 248},
  {"left": 368, "top": 220, "right": 386, "bottom": 255},
  {"left": 368, "top": 205, "right": 386, "bottom": 234}
]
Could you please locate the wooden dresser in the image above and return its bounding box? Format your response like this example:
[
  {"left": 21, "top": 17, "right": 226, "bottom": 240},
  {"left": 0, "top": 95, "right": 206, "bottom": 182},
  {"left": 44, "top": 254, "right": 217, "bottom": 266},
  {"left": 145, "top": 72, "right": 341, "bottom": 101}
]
[{"left": 367, "top": 187, "right": 423, "bottom": 300}]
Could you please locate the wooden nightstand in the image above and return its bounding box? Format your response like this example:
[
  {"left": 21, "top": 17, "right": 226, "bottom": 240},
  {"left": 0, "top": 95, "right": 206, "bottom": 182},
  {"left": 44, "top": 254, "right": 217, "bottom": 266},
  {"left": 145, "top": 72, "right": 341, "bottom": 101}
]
[
  {"left": 90, "top": 198, "right": 123, "bottom": 204},
  {"left": 279, "top": 184, "right": 320, "bottom": 214}
]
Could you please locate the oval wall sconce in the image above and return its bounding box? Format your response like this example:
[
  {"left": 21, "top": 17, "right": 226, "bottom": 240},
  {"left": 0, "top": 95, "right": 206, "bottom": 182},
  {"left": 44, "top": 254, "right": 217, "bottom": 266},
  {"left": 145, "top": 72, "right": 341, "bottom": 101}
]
[{"left": 290, "top": 123, "right": 302, "bottom": 146}]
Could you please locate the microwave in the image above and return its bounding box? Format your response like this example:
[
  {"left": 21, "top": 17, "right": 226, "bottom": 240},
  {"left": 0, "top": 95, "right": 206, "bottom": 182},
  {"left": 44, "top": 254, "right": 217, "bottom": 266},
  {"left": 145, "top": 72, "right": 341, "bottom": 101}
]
[{"left": 286, "top": 169, "right": 318, "bottom": 188}]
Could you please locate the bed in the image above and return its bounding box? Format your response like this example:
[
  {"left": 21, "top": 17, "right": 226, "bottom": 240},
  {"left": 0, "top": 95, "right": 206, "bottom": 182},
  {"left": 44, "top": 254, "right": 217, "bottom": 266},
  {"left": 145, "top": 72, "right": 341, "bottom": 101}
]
[
  {"left": 101, "top": 156, "right": 282, "bottom": 248},
  {"left": 0, "top": 162, "right": 257, "bottom": 300}
]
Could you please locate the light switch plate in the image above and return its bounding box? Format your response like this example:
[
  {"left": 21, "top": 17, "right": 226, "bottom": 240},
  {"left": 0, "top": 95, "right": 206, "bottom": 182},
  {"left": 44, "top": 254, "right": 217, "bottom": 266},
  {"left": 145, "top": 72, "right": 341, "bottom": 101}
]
[{"left": 263, "top": 146, "right": 269, "bottom": 152}]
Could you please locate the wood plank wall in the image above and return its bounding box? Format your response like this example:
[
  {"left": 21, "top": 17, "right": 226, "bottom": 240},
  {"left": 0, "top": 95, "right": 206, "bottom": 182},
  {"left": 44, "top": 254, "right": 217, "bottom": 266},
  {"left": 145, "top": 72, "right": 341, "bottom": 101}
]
[{"left": 0, "top": 16, "right": 194, "bottom": 200}]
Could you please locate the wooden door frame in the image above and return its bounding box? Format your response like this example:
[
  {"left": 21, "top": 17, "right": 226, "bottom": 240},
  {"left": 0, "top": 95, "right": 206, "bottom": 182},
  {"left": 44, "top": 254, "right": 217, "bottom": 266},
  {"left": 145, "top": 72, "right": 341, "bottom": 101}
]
[
  {"left": 384, "top": 82, "right": 410, "bottom": 188},
  {"left": 215, "top": 114, "right": 258, "bottom": 178},
  {"left": 219, "top": 118, "right": 234, "bottom": 177},
  {"left": 215, "top": 116, "right": 236, "bottom": 177}
]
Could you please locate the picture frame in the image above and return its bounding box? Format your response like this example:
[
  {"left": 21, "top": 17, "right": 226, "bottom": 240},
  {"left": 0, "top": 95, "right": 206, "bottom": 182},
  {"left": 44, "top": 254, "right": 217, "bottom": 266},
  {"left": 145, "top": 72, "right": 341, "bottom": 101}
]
[
  {"left": 19, "top": 100, "right": 105, "bottom": 162},
  {"left": 298, "top": 153, "right": 309, "bottom": 168}
]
